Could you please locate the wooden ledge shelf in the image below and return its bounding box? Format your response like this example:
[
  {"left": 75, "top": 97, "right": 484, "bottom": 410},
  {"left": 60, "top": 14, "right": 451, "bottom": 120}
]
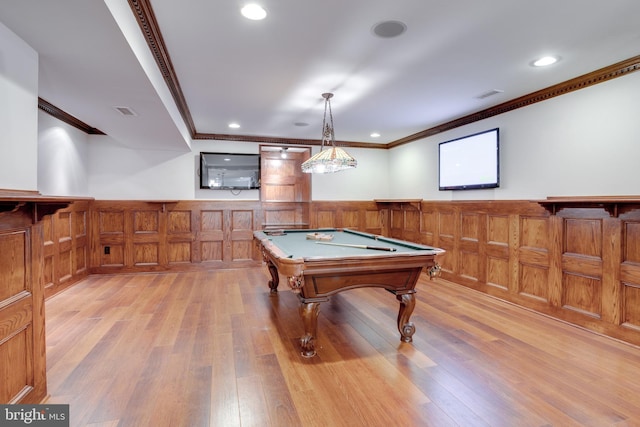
[
  {"left": 0, "top": 194, "right": 93, "bottom": 222},
  {"left": 535, "top": 196, "right": 640, "bottom": 217},
  {"left": 374, "top": 199, "right": 423, "bottom": 210}
]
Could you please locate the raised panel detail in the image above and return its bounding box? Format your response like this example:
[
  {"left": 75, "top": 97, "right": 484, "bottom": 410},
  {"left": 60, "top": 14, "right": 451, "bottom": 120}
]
[
  {"left": 487, "top": 257, "right": 509, "bottom": 290},
  {"left": 57, "top": 212, "right": 72, "bottom": 240},
  {"left": 519, "top": 264, "right": 549, "bottom": 301},
  {"left": 232, "top": 210, "right": 253, "bottom": 230},
  {"left": 562, "top": 273, "right": 601, "bottom": 317},
  {"left": 201, "top": 210, "right": 223, "bottom": 232},
  {"left": 264, "top": 210, "right": 296, "bottom": 226},
  {"left": 134, "top": 243, "right": 159, "bottom": 265},
  {"left": 487, "top": 215, "right": 509, "bottom": 244},
  {"left": 134, "top": 211, "right": 159, "bottom": 233},
  {"left": 169, "top": 242, "right": 191, "bottom": 263},
  {"left": 102, "top": 244, "right": 125, "bottom": 266},
  {"left": 75, "top": 210, "right": 87, "bottom": 237},
  {"left": 0, "top": 231, "right": 27, "bottom": 301},
  {"left": 342, "top": 210, "right": 360, "bottom": 229},
  {"left": 623, "top": 283, "right": 640, "bottom": 329},
  {"left": 0, "top": 326, "right": 32, "bottom": 403},
  {"left": 520, "top": 216, "right": 548, "bottom": 249},
  {"left": 316, "top": 211, "right": 336, "bottom": 228},
  {"left": 201, "top": 241, "right": 223, "bottom": 261},
  {"left": 461, "top": 213, "right": 479, "bottom": 241},
  {"left": 76, "top": 246, "right": 87, "bottom": 272},
  {"left": 460, "top": 251, "right": 478, "bottom": 281},
  {"left": 564, "top": 218, "right": 602, "bottom": 257},
  {"left": 404, "top": 210, "right": 420, "bottom": 232},
  {"left": 58, "top": 250, "right": 72, "bottom": 281},
  {"left": 624, "top": 221, "right": 640, "bottom": 263},
  {"left": 232, "top": 241, "right": 253, "bottom": 261},
  {"left": 438, "top": 212, "right": 455, "bottom": 237},
  {"left": 168, "top": 211, "right": 191, "bottom": 233},
  {"left": 100, "top": 211, "right": 125, "bottom": 234},
  {"left": 365, "top": 210, "right": 382, "bottom": 230}
]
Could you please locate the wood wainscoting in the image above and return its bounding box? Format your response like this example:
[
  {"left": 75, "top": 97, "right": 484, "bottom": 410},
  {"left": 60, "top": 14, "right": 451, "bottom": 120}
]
[
  {"left": 42, "top": 200, "right": 91, "bottom": 299},
  {"left": 41, "top": 198, "right": 640, "bottom": 349},
  {"left": 88, "top": 200, "right": 387, "bottom": 274},
  {"left": 0, "top": 192, "right": 85, "bottom": 404},
  {"left": 379, "top": 198, "right": 640, "bottom": 347}
]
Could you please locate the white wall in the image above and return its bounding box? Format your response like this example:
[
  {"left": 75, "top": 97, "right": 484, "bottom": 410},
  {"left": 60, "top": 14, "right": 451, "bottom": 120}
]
[
  {"left": 38, "top": 111, "right": 90, "bottom": 196},
  {"left": 310, "top": 146, "right": 389, "bottom": 201},
  {"left": 0, "top": 22, "right": 38, "bottom": 191},
  {"left": 85, "top": 139, "right": 390, "bottom": 200},
  {"left": 389, "top": 71, "right": 640, "bottom": 200}
]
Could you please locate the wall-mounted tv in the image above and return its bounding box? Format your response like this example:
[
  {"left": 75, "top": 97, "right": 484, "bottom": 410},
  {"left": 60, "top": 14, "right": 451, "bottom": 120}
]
[
  {"left": 199, "top": 152, "right": 261, "bottom": 190},
  {"left": 438, "top": 128, "right": 499, "bottom": 191}
]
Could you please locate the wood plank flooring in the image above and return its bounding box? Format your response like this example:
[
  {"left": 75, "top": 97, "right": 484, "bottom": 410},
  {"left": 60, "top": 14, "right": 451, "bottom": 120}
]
[{"left": 44, "top": 268, "right": 640, "bottom": 426}]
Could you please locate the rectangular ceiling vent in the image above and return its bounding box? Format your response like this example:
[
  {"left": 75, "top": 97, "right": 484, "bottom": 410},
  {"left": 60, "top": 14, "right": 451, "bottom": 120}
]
[
  {"left": 113, "top": 106, "right": 137, "bottom": 116},
  {"left": 475, "top": 89, "right": 504, "bottom": 100}
]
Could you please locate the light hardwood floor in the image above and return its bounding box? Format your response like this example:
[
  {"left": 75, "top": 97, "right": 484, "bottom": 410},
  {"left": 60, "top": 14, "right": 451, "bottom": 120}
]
[{"left": 44, "top": 268, "right": 640, "bottom": 426}]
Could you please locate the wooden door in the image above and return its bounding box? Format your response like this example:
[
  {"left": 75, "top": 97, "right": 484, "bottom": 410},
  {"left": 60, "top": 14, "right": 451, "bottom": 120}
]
[
  {"left": 260, "top": 147, "right": 311, "bottom": 229},
  {"left": 260, "top": 147, "right": 310, "bottom": 202}
]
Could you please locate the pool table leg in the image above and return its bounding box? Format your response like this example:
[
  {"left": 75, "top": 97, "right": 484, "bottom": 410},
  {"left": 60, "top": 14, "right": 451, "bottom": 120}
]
[
  {"left": 299, "top": 300, "right": 322, "bottom": 358},
  {"left": 265, "top": 260, "right": 279, "bottom": 294},
  {"left": 396, "top": 292, "right": 416, "bottom": 343}
]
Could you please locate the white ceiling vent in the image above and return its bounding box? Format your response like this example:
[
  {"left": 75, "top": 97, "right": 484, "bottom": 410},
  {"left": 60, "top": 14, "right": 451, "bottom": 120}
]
[
  {"left": 475, "top": 89, "right": 504, "bottom": 100},
  {"left": 113, "top": 106, "right": 137, "bottom": 116}
]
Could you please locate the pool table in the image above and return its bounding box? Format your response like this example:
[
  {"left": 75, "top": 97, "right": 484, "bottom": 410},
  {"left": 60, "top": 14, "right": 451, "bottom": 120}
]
[{"left": 253, "top": 228, "right": 445, "bottom": 357}]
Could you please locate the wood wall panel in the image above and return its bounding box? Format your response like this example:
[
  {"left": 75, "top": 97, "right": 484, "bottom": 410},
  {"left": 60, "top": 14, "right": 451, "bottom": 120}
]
[
  {"left": 0, "top": 327, "right": 31, "bottom": 403},
  {"left": 40, "top": 202, "right": 90, "bottom": 298},
  {"left": 487, "top": 215, "right": 508, "bottom": 244},
  {"left": 90, "top": 201, "right": 265, "bottom": 272},
  {"left": 100, "top": 211, "right": 125, "bottom": 234},
  {"left": 460, "top": 251, "right": 479, "bottom": 282},
  {"left": 562, "top": 273, "right": 601, "bottom": 316},
  {"left": 134, "top": 243, "right": 159, "bottom": 265},
  {"left": 564, "top": 218, "right": 602, "bottom": 257},
  {"left": 487, "top": 256, "right": 509, "bottom": 290},
  {"left": 519, "top": 264, "right": 549, "bottom": 301},
  {"left": 134, "top": 210, "right": 159, "bottom": 233},
  {"left": 438, "top": 211, "right": 456, "bottom": 238},
  {"left": 625, "top": 223, "right": 640, "bottom": 263},
  {"left": 0, "top": 194, "right": 83, "bottom": 404},
  {"left": 0, "top": 231, "right": 27, "bottom": 301},
  {"left": 382, "top": 199, "right": 640, "bottom": 347},
  {"left": 623, "top": 283, "right": 640, "bottom": 329},
  {"left": 46, "top": 198, "right": 640, "bottom": 348}
]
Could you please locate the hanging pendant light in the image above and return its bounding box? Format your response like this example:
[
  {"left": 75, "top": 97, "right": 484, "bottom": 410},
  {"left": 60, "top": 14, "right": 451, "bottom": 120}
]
[{"left": 301, "top": 93, "right": 357, "bottom": 174}]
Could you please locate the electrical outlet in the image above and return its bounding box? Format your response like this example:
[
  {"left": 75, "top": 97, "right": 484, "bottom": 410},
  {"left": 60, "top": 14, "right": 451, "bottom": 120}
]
[{"left": 104, "top": 246, "right": 110, "bottom": 255}]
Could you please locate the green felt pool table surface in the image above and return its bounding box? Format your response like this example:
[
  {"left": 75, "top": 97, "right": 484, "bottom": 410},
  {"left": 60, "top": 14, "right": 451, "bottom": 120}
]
[{"left": 256, "top": 228, "right": 441, "bottom": 259}]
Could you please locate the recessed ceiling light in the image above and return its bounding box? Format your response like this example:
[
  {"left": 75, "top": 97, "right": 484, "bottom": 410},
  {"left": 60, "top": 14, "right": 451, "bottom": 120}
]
[
  {"left": 228, "top": 122, "right": 240, "bottom": 129},
  {"left": 532, "top": 56, "right": 559, "bottom": 67},
  {"left": 370, "top": 132, "right": 381, "bottom": 138},
  {"left": 241, "top": 4, "right": 267, "bottom": 20}
]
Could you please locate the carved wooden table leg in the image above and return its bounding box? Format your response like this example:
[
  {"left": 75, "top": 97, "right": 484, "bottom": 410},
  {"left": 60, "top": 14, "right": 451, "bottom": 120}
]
[
  {"left": 265, "top": 260, "right": 279, "bottom": 294},
  {"left": 299, "top": 301, "right": 321, "bottom": 358},
  {"left": 396, "top": 292, "right": 416, "bottom": 343}
]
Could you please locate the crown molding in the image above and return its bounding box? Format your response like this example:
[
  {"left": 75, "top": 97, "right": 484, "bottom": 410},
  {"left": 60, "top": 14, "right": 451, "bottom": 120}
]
[
  {"left": 37, "top": 98, "right": 105, "bottom": 135},
  {"left": 387, "top": 55, "right": 640, "bottom": 148}
]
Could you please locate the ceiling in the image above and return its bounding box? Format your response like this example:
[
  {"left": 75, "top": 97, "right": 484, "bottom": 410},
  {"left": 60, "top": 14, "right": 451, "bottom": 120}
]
[{"left": 1, "top": 0, "right": 639, "bottom": 152}]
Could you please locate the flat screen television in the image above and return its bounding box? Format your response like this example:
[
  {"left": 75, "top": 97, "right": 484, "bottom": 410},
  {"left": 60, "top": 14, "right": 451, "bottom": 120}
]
[
  {"left": 199, "top": 152, "right": 261, "bottom": 190},
  {"left": 438, "top": 128, "right": 499, "bottom": 191}
]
